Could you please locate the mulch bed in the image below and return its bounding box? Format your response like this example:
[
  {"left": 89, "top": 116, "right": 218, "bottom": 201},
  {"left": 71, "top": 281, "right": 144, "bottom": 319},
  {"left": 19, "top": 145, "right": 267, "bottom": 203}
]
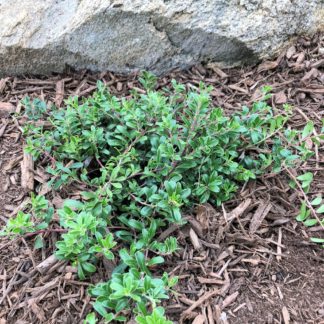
[{"left": 0, "top": 33, "right": 323, "bottom": 324}]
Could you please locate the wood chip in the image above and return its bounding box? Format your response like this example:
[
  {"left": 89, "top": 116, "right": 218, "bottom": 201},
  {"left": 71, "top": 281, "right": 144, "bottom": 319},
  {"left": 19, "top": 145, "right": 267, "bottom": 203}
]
[
  {"left": 28, "top": 300, "right": 46, "bottom": 321},
  {"left": 296, "top": 87, "right": 324, "bottom": 94},
  {"left": 207, "top": 64, "right": 228, "bottom": 79},
  {"left": 296, "top": 52, "right": 305, "bottom": 64},
  {"left": 221, "top": 291, "right": 239, "bottom": 309},
  {"left": 36, "top": 255, "right": 58, "bottom": 275},
  {"left": 21, "top": 151, "right": 34, "bottom": 191},
  {"left": 54, "top": 80, "right": 65, "bottom": 107},
  {"left": 0, "top": 120, "right": 8, "bottom": 137},
  {"left": 282, "top": 306, "right": 290, "bottom": 324},
  {"left": 207, "top": 305, "right": 215, "bottom": 324},
  {"left": 228, "top": 84, "right": 249, "bottom": 94},
  {"left": 189, "top": 228, "right": 202, "bottom": 250},
  {"left": 311, "top": 58, "right": 324, "bottom": 68},
  {"left": 192, "top": 314, "right": 206, "bottom": 324},
  {"left": 301, "top": 68, "right": 319, "bottom": 84},
  {"left": 197, "top": 277, "right": 225, "bottom": 285},
  {"left": 257, "top": 61, "right": 278, "bottom": 73},
  {"left": 188, "top": 217, "right": 204, "bottom": 237},
  {"left": 227, "top": 199, "right": 252, "bottom": 222},
  {"left": 249, "top": 201, "right": 272, "bottom": 235},
  {"left": 29, "top": 278, "right": 59, "bottom": 298},
  {"left": 0, "top": 78, "right": 9, "bottom": 94},
  {"left": 286, "top": 46, "right": 296, "bottom": 59}
]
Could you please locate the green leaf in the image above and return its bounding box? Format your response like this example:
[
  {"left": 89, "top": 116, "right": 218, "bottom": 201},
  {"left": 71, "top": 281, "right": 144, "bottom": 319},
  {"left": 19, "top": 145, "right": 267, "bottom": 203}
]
[
  {"left": 172, "top": 207, "right": 182, "bottom": 223},
  {"left": 81, "top": 262, "right": 96, "bottom": 273},
  {"left": 316, "top": 205, "right": 324, "bottom": 214},
  {"left": 296, "top": 172, "right": 313, "bottom": 182},
  {"left": 311, "top": 196, "right": 322, "bottom": 206},
  {"left": 310, "top": 237, "right": 324, "bottom": 244},
  {"left": 135, "top": 251, "right": 150, "bottom": 274},
  {"left": 64, "top": 199, "right": 84, "bottom": 209},
  {"left": 71, "top": 162, "right": 84, "bottom": 168},
  {"left": 147, "top": 256, "right": 164, "bottom": 267},
  {"left": 140, "top": 206, "right": 152, "bottom": 217},
  {"left": 93, "top": 301, "right": 109, "bottom": 317},
  {"left": 303, "top": 218, "right": 317, "bottom": 227},
  {"left": 34, "top": 235, "right": 44, "bottom": 250},
  {"left": 111, "top": 182, "right": 122, "bottom": 189},
  {"left": 84, "top": 312, "right": 97, "bottom": 324},
  {"left": 296, "top": 202, "right": 309, "bottom": 222},
  {"left": 302, "top": 121, "right": 314, "bottom": 139}
]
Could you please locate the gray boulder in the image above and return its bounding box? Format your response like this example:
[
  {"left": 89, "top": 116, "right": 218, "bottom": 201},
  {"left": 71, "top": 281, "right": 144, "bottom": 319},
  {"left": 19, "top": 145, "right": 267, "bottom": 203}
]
[{"left": 0, "top": 0, "right": 323, "bottom": 76}]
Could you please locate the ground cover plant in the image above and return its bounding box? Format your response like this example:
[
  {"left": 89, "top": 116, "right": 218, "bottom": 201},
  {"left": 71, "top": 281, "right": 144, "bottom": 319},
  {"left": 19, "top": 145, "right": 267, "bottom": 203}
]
[{"left": 1, "top": 72, "right": 323, "bottom": 322}]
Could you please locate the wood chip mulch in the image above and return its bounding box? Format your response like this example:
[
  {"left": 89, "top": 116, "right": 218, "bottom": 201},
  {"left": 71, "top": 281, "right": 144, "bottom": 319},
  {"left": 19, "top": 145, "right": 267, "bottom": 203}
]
[{"left": 0, "top": 33, "right": 323, "bottom": 324}]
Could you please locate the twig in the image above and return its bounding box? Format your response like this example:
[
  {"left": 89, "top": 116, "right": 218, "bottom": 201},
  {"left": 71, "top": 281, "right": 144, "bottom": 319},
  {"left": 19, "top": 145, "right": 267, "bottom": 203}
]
[
  {"left": 276, "top": 228, "right": 282, "bottom": 262},
  {"left": 23, "top": 228, "right": 67, "bottom": 238},
  {"left": 182, "top": 288, "right": 221, "bottom": 316}
]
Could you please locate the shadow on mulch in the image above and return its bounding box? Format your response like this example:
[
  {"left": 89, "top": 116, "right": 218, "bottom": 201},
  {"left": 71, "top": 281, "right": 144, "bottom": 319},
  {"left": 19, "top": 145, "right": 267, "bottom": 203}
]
[{"left": 0, "top": 33, "right": 323, "bottom": 323}]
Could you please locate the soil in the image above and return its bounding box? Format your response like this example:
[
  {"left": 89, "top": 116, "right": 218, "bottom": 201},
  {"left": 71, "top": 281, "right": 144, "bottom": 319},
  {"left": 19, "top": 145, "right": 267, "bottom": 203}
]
[{"left": 0, "top": 33, "right": 323, "bottom": 324}]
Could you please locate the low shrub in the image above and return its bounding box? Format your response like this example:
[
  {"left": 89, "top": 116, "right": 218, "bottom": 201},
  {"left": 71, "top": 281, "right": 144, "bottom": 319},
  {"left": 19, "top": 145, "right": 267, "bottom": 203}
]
[{"left": 2, "top": 72, "right": 320, "bottom": 322}]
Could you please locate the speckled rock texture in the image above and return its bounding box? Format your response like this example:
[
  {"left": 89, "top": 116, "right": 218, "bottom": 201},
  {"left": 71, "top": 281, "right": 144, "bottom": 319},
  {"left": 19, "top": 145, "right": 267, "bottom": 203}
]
[{"left": 0, "top": 0, "right": 323, "bottom": 75}]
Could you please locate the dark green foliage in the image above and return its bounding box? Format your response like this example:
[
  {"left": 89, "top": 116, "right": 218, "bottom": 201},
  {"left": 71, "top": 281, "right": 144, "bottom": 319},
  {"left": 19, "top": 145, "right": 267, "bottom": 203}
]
[{"left": 4, "top": 72, "right": 316, "bottom": 322}]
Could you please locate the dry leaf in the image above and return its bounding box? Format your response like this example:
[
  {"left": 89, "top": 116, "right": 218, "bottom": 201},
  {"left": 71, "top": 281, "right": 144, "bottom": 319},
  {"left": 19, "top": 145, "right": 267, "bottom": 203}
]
[
  {"left": 251, "top": 88, "right": 263, "bottom": 102},
  {"left": 196, "top": 203, "right": 214, "bottom": 230},
  {"left": 0, "top": 102, "right": 15, "bottom": 116},
  {"left": 301, "top": 68, "right": 319, "bottom": 84},
  {"left": 274, "top": 91, "right": 287, "bottom": 104}
]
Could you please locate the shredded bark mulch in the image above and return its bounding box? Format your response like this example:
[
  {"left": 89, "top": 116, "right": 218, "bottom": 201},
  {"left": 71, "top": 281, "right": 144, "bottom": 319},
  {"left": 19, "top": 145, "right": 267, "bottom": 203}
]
[{"left": 0, "top": 33, "right": 323, "bottom": 324}]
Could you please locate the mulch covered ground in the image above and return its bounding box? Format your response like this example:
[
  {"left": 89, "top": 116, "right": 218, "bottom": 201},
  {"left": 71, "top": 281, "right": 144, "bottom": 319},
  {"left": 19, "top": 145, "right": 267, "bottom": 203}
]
[{"left": 0, "top": 33, "right": 323, "bottom": 324}]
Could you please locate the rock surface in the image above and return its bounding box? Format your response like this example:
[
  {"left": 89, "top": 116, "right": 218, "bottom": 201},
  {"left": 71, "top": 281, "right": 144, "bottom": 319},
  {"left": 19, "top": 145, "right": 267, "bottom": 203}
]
[{"left": 0, "top": 0, "right": 323, "bottom": 76}]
